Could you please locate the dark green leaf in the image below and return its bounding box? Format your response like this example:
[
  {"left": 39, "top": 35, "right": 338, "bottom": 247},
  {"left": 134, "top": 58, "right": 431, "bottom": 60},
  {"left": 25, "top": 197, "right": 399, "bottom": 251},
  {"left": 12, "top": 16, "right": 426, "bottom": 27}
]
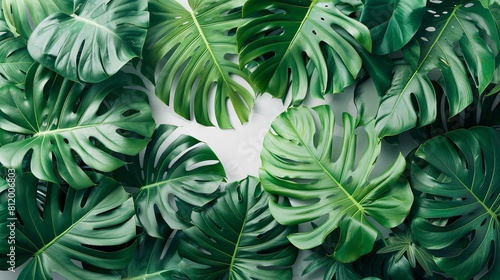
[
  {"left": 116, "top": 124, "right": 226, "bottom": 237},
  {"left": 375, "top": 1, "right": 500, "bottom": 137},
  {"left": 411, "top": 127, "right": 500, "bottom": 279},
  {"left": 144, "top": 0, "right": 254, "bottom": 128},
  {"left": 0, "top": 172, "right": 137, "bottom": 279},
  {"left": 0, "top": 64, "right": 155, "bottom": 189},
  {"left": 27, "top": 0, "right": 149, "bottom": 83},
  {"left": 178, "top": 176, "right": 297, "bottom": 279},
  {"left": 361, "top": 0, "right": 426, "bottom": 54},
  {"left": 120, "top": 233, "right": 188, "bottom": 280},
  {"left": 259, "top": 105, "right": 413, "bottom": 262}
]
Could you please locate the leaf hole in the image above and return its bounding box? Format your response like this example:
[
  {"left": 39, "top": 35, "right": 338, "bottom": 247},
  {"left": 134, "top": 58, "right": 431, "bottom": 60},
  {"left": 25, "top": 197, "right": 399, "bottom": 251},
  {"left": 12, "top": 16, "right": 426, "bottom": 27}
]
[
  {"left": 464, "top": 3, "right": 474, "bottom": 8},
  {"left": 312, "top": 30, "right": 317, "bottom": 35},
  {"left": 425, "top": 27, "right": 436, "bottom": 32}
]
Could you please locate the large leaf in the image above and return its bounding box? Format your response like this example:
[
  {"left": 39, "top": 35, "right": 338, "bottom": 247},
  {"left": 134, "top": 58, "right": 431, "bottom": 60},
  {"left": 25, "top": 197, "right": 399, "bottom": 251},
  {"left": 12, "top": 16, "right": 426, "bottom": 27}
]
[
  {"left": 26, "top": 0, "right": 148, "bottom": 83},
  {"left": 0, "top": 64, "right": 155, "bottom": 189},
  {"left": 360, "top": 0, "right": 426, "bottom": 54},
  {"left": 1, "top": 0, "right": 71, "bottom": 40},
  {"left": 0, "top": 2, "right": 32, "bottom": 88},
  {"left": 0, "top": 172, "right": 137, "bottom": 279},
  {"left": 115, "top": 124, "right": 226, "bottom": 237},
  {"left": 411, "top": 127, "right": 500, "bottom": 280},
  {"left": 120, "top": 233, "right": 188, "bottom": 280},
  {"left": 375, "top": 1, "right": 500, "bottom": 137},
  {"left": 177, "top": 176, "right": 298, "bottom": 279},
  {"left": 259, "top": 105, "right": 413, "bottom": 262},
  {"left": 144, "top": 0, "right": 254, "bottom": 128},
  {"left": 237, "top": 0, "right": 371, "bottom": 104}
]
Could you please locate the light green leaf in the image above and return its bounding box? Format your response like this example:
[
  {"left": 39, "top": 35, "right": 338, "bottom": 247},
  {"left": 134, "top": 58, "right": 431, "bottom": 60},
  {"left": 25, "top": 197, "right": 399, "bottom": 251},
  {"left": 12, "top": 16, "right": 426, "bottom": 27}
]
[
  {"left": 237, "top": 0, "right": 371, "bottom": 104},
  {"left": 411, "top": 127, "right": 500, "bottom": 280},
  {"left": 144, "top": 0, "right": 254, "bottom": 128},
  {"left": 375, "top": 1, "right": 500, "bottom": 137},
  {"left": 178, "top": 176, "right": 298, "bottom": 279},
  {"left": 259, "top": 105, "right": 413, "bottom": 262},
  {"left": 1, "top": 0, "right": 71, "bottom": 40},
  {"left": 115, "top": 124, "right": 226, "bottom": 237},
  {"left": 0, "top": 172, "right": 137, "bottom": 280},
  {"left": 361, "top": 0, "right": 426, "bottom": 54},
  {"left": 0, "top": 64, "right": 155, "bottom": 189},
  {"left": 27, "top": 0, "right": 149, "bottom": 83}
]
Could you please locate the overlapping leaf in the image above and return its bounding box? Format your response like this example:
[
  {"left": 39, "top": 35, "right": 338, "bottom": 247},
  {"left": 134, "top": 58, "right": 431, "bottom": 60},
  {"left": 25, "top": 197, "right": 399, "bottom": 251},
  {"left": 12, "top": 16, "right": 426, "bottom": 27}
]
[
  {"left": 1, "top": 0, "right": 71, "bottom": 40},
  {"left": 0, "top": 64, "right": 155, "bottom": 189},
  {"left": 144, "top": 0, "right": 254, "bottom": 128},
  {"left": 178, "top": 176, "right": 297, "bottom": 279},
  {"left": 360, "top": 0, "right": 426, "bottom": 54},
  {"left": 375, "top": 1, "right": 500, "bottom": 137},
  {"left": 259, "top": 105, "right": 413, "bottom": 262},
  {"left": 27, "top": 0, "right": 149, "bottom": 83},
  {"left": 411, "top": 127, "right": 500, "bottom": 279},
  {"left": 0, "top": 173, "right": 137, "bottom": 280},
  {"left": 0, "top": 2, "right": 32, "bottom": 88},
  {"left": 115, "top": 125, "right": 225, "bottom": 237},
  {"left": 237, "top": 0, "right": 371, "bottom": 104},
  {"left": 120, "top": 234, "right": 188, "bottom": 280}
]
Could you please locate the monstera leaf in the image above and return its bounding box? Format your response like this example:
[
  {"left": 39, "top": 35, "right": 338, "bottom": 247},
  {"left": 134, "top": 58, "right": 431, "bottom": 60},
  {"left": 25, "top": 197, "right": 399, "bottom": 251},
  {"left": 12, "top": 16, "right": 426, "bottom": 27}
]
[
  {"left": 0, "top": 64, "right": 155, "bottom": 189},
  {"left": 0, "top": 172, "right": 137, "bottom": 279},
  {"left": 0, "top": 2, "right": 32, "bottom": 88},
  {"left": 411, "top": 127, "right": 500, "bottom": 280},
  {"left": 259, "top": 105, "right": 413, "bottom": 262},
  {"left": 360, "top": 0, "right": 426, "bottom": 54},
  {"left": 144, "top": 0, "right": 254, "bottom": 128},
  {"left": 26, "top": 0, "right": 148, "bottom": 83},
  {"left": 237, "top": 0, "right": 371, "bottom": 104},
  {"left": 120, "top": 234, "right": 188, "bottom": 280},
  {"left": 177, "top": 177, "right": 298, "bottom": 279},
  {"left": 375, "top": 1, "right": 500, "bottom": 137},
  {"left": 115, "top": 125, "right": 226, "bottom": 237},
  {"left": 1, "top": 0, "right": 71, "bottom": 40}
]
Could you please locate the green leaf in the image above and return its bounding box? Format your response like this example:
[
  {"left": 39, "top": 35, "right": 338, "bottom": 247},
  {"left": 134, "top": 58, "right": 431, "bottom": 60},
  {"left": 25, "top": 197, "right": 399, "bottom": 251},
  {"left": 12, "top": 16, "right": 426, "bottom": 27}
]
[
  {"left": 411, "top": 127, "right": 500, "bottom": 280},
  {"left": 120, "top": 233, "right": 188, "bottom": 280},
  {"left": 237, "top": 0, "right": 371, "bottom": 104},
  {"left": 377, "top": 227, "right": 438, "bottom": 276},
  {"left": 27, "top": 0, "right": 149, "bottom": 83},
  {"left": 144, "top": 0, "right": 254, "bottom": 129},
  {"left": 115, "top": 124, "right": 226, "bottom": 237},
  {"left": 375, "top": 1, "right": 500, "bottom": 137},
  {"left": 259, "top": 105, "right": 413, "bottom": 262},
  {"left": 361, "top": 0, "right": 426, "bottom": 54},
  {"left": 0, "top": 172, "right": 137, "bottom": 279},
  {"left": 1, "top": 0, "right": 72, "bottom": 40},
  {"left": 0, "top": 64, "right": 155, "bottom": 189},
  {"left": 480, "top": 0, "right": 500, "bottom": 7},
  {"left": 178, "top": 176, "right": 298, "bottom": 279},
  {"left": 303, "top": 253, "right": 365, "bottom": 280},
  {"left": 0, "top": 3, "right": 33, "bottom": 88}
]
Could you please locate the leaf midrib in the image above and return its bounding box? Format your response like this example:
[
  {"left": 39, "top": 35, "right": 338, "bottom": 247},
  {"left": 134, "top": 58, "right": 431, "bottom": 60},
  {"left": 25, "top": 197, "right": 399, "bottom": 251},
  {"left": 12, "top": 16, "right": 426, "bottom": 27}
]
[
  {"left": 289, "top": 123, "right": 364, "bottom": 213},
  {"left": 189, "top": 8, "right": 230, "bottom": 88},
  {"left": 33, "top": 200, "right": 99, "bottom": 258},
  {"left": 383, "top": 5, "right": 461, "bottom": 125},
  {"left": 228, "top": 208, "right": 248, "bottom": 276}
]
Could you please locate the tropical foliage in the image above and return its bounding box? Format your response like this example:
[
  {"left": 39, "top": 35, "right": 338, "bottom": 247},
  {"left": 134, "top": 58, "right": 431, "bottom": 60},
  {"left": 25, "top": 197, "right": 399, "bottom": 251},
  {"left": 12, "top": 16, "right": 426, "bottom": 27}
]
[{"left": 0, "top": 0, "right": 498, "bottom": 279}]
